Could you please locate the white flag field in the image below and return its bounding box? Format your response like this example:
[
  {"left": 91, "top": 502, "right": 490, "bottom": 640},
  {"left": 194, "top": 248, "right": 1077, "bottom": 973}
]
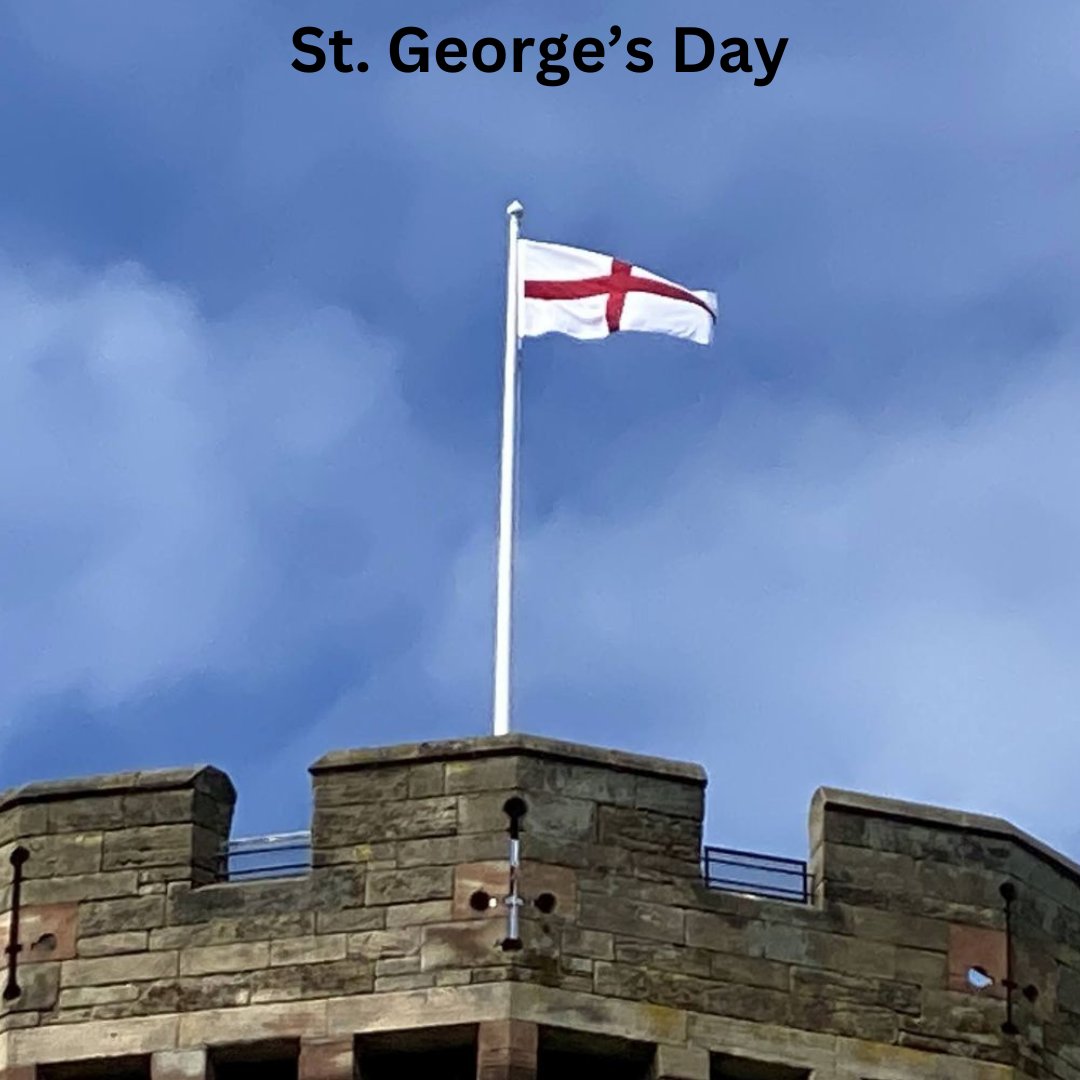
[{"left": 519, "top": 239, "right": 718, "bottom": 346}]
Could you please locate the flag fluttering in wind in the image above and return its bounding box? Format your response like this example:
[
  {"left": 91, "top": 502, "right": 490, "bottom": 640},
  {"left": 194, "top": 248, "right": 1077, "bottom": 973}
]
[
  {"left": 492, "top": 202, "right": 717, "bottom": 737},
  {"left": 520, "top": 240, "right": 717, "bottom": 345}
]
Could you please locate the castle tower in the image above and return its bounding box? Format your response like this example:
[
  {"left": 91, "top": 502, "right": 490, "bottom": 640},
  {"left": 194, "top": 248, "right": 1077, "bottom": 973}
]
[{"left": 1, "top": 734, "right": 1076, "bottom": 1078}]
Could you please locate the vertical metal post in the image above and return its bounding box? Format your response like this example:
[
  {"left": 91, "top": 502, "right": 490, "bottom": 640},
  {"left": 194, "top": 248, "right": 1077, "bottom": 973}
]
[
  {"left": 493, "top": 201, "right": 524, "bottom": 737},
  {"left": 3, "top": 846, "right": 30, "bottom": 1001}
]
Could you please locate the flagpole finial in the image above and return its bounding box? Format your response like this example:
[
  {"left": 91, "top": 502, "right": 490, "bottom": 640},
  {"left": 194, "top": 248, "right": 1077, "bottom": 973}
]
[{"left": 506, "top": 200, "right": 524, "bottom": 219}]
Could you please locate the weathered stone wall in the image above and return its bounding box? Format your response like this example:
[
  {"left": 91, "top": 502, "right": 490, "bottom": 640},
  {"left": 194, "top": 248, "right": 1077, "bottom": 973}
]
[
  {"left": 0, "top": 734, "right": 1077, "bottom": 1080},
  {"left": 810, "top": 789, "right": 1080, "bottom": 1079},
  {"left": 0, "top": 766, "right": 235, "bottom": 1027}
]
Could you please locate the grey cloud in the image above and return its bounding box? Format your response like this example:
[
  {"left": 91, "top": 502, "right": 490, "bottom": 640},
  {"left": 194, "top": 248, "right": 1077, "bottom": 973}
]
[
  {"left": 0, "top": 255, "right": 470, "bottom": 742},
  {"left": 429, "top": 343, "right": 1080, "bottom": 857}
]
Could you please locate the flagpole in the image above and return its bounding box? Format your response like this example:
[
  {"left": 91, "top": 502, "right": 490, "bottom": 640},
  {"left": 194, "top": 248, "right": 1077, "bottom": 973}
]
[{"left": 493, "top": 199, "right": 524, "bottom": 737}]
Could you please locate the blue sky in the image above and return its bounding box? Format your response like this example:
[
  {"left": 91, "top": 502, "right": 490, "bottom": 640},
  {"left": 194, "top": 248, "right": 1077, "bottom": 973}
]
[{"left": 2, "top": 1, "right": 1079, "bottom": 861}]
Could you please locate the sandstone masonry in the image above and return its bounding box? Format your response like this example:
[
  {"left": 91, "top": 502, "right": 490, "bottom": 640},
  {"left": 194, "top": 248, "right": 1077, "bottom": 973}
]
[{"left": 0, "top": 734, "right": 1077, "bottom": 1079}]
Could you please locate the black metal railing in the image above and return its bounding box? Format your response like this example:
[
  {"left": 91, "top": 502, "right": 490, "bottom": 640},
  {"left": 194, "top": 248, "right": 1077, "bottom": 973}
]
[
  {"left": 219, "top": 830, "right": 312, "bottom": 881},
  {"left": 215, "top": 830, "right": 807, "bottom": 902},
  {"left": 702, "top": 845, "right": 811, "bottom": 903}
]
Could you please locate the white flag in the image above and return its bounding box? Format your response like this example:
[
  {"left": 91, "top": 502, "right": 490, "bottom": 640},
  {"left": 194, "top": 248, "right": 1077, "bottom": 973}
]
[{"left": 519, "top": 240, "right": 717, "bottom": 346}]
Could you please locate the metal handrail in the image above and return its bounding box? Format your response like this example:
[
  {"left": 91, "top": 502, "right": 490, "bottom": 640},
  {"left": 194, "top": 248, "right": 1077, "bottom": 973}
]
[
  {"left": 217, "top": 830, "right": 809, "bottom": 903},
  {"left": 702, "top": 845, "right": 811, "bottom": 903},
  {"left": 219, "top": 830, "right": 312, "bottom": 881}
]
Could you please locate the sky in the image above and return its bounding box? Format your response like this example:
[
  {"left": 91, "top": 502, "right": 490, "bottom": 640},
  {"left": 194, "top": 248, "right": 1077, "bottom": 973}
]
[{"left": 2, "top": 1, "right": 1079, "bottom": 862}]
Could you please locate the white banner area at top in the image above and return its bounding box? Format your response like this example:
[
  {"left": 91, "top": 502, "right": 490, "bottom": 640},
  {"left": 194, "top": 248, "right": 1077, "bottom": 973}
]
[{"left": 518, "top": 239, "right": 717, "bottom": 346}]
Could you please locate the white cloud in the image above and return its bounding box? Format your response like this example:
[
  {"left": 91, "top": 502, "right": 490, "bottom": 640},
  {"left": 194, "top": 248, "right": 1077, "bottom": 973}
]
[
  {"left": 0, "top": 255, "right": 467, "bottom": 737},
  {"left": 429, "top": 342, "right": 1080, "bottom": 856}
]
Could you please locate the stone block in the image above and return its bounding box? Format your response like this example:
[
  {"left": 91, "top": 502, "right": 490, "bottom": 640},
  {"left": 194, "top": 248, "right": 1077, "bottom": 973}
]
[
  {"left": 420, "top": 921, "right": 507, "bottom": 971},
  {"left": 1, "top": 904, "right": 77, "bottom": 964},
  {"left": 894, "top": 945, "right": 947, "bottom": 988},
  {"left": 514, "top": 981, "right": 687, "bottom": 1044},
  {"left": 764, "top": 925, "right": 897, "bottom": 980},
  {"left": 561, "top": 927, "right": 614, "bottom": 960},
  {"left": 152, "top": 1048, "right": 209, "bottom": 1080},
  {"left": 314, "top": 798, "right": 457, "bottom": 846},
  {"left": 561, "top": 955, "right": 593, "bottom": 977},
  {"left": 396, "top": 834, "right": 507, "bottom": 869},
  {"left": 9, "top": 1012, "right": 179, "bottom": 1061},
  {"left": 790, "top": 967, "right": 920, "bottom": 1016},
  {"left": 435, "top": 970, "right": 472, "bottom": 987},
  {"left": 838, "top": 904, "right": 950, "bottom": 951},
  {"left": 597, "top": 806, "right": 699, "bottom": 861},
  {"left": 347, "top": 928, "right": 420, "bottom": 960},
  {"left": 62, "top": 950, "right": 178, "bottom": 987},
  {"left": 270, "top": 935, "right": 347, "bottom": 966},
  {"left": 78, "top": 931, "right": 151, "bottom": 958},
  {"left": 385, "top": 900, "right": 453, "bottom": 927},
  {"left": 373, "top": 972, "right": 436, "bottom": 992},
  {"left": 708, "top": 951, "right": 791, "bottom": 992},
  {"left": 151, "top": 912, "right": 315, "bottom": 950},
  {"left": 58, "top": 982, "right": 142, "bottom": 1010},
  {"left": 179, "top": 941, "right": 269, "bottom": 976},
  {"left": 169, "top": 877, "right": 309, "bottom": 923},
  {"left": 650, "top": 1044, "right": 709, "bottom": 1080},
  {"left": 300, "top": 1036, "right": 356, "bottom": 1080},
  {"left": 614, "top": 940, "right": 713, "bottom": 979},
  {"left": 102, "top": 824, "right": 217, "bottom": 874},
  {"left": 453, "top": 861, "right": 508, "bottom": 921},
  {"left": 45, "top": 795, "right": 128, "bottom": 833},
  {"left": 0, "top": 804, "right": 48, "bottom": 848},
  {"left": 594, "top": 961, "right": 715, "bottom": 1014},
  {"left": 314, "top": 765, "right": 413, "bottom": 807},
  {"left": 634, "top": 775, "right": 705, "bottom": 820},
  {"left": 458, "top": 792, "right": 595, "bottom": 843},
  {"left": 178, "top": 999, "right": 327, "bottom": 1047},
  {"left": 899, "top": 988, "right": 1002, "bottom": 1042},
  {"left": 317, "top": 842, "right": 390, "bottom": 871},
  {"left": 407, "top": 763, "right": 446, "bottom": 799},
  {"left": 446, "top": 757, "right": 521, "bottom": 794},
  {"left": 374, "top": 955, "right": 420, "bottom": 977},
  {"left": 138, "top": 973, "right": 251, "bottom": 1013},
  {"left": 523, "top": 759, "right": 638, "bottom": 808},
  {"left": 947, "top": 924, "right": 1007, "bottom": 998},
  {"left": 80, "top": 894, "right": 165, "bottom": 935},
  {"left": 819, "top": 843, "right": 920, "bottom": 908},
  {"left": 579, "top": 893, "right": 684, "bottom": 944},
  {"left": 365, "top": 866, "right": 453, "bottom": 906},
  {"left": 316, "top": 908, "right": 385, "bottom": 935},
  {"left": 1, "top": 962, "right": 59, "bottom": 1013},
  {"left": 788, "top": 991, "right": 899, "bottom": 1043},
  {"left": 250, "top": 959, "right": 375, "bottom": 1003},
  {"left": 19, "top": 870, "right": 139, "bottom": 906},
  {"left": 122, "top": 791, "right": 199, "bottom": 828},
  {"left": 478, "top": 1019, "right": 537, "bottom": 1080},
  {"left": 21, "top": 834, "right": 102, "bottom": 879},
  {"left": 916, "top": 862, "right": 1009, "bottom": 913}
]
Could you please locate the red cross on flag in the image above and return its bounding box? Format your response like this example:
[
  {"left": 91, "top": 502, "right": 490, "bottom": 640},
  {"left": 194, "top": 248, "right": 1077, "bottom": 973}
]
[{"left": 520, "top": 240, "right": 717, "bottom": 346}]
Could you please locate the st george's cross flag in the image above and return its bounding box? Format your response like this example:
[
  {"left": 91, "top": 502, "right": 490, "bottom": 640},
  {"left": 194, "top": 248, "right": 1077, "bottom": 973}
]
[
  {"left": 519, "top": 240, "right": 717, "bottom": 346},
  {"left": 491, "top": 204, "right": 718, "bottom": 738}
]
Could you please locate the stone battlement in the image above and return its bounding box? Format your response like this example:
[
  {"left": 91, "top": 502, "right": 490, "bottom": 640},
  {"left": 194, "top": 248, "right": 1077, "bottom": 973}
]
[{"left": 1, "top": 735, "right": 1077, "bottom": 1079}]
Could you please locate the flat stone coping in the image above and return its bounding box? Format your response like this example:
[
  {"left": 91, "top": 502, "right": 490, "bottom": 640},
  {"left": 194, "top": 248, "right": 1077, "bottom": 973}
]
[
  {"left": 311, "top": 733, "right": 707, "bottom": 784},
  {"left": 0, "top": 765, "right": 234, "bottom": 813},
  {"left": 816, "top": 786, "right": 1080, "bottom": 884}
]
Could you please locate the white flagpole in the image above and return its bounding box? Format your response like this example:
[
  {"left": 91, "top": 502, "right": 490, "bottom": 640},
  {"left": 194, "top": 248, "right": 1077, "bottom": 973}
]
[{"left": 493, "top": 199, "right": 524, "bottom": 737}]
